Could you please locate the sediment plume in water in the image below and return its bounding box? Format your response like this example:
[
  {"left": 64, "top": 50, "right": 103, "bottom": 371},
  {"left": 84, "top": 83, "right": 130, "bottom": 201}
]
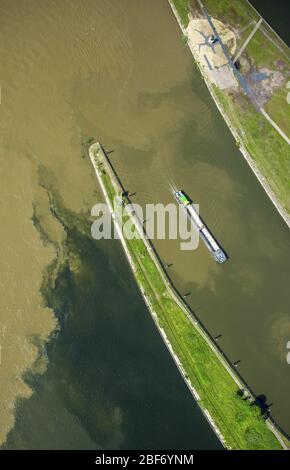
[{"left": 0, "top": 163, "right": 66, "bottom": 444}]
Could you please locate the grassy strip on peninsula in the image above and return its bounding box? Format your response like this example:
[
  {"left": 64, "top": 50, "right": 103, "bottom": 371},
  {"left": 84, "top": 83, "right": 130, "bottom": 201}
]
[{"left": 94, "top": 146, "right": 281, "bottom": 451}]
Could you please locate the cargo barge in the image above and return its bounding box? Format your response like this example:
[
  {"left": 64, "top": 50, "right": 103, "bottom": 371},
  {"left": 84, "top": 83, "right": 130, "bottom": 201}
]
[{"left": 174, "top": 190, "right": 227, "bottom": 264}]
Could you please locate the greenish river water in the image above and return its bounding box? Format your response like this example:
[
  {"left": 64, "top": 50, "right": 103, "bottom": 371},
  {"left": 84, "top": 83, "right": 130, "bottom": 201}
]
[
  {"left": 5, "top": 228, "right": 221, "bottom": 449},
  {"left": 1, "top": 0, "right": 290, "bottom": 448}
]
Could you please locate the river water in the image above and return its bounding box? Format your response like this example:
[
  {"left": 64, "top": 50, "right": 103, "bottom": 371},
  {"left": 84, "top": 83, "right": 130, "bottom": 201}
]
[
  {"left": 250, "top": 0, "right": 290, "bottom": 45},
  {"left": 1, "top": 0, "right": 290, "bottom": 448}
]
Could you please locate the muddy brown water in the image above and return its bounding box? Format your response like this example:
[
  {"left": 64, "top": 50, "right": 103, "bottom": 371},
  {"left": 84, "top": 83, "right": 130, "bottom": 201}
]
[{"left": 0, "top": 0, "right": 289, "bottom": 447}]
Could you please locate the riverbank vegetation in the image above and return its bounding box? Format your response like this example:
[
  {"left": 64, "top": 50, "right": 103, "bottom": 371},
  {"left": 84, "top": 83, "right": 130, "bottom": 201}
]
[
  {"left": 172, "top": 0, "right": 191, "bottom": 27},
  {"left": 92, "top": 144, "right": 282, "bottom": 450},
  {"left": 214, "top": 86, "right": 290, "bottom": 213},
  {"left": 171, "top": 0, "right": 290, "bottom": 219}
]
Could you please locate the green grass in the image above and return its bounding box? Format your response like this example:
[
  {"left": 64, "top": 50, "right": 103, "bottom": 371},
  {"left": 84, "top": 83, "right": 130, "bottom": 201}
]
[
  {"left": 96, "top": 150, "right": 282, "bottom": 450},
  {"left": 246, "top": 29, "right": 287, "bottom": 69},
  {"left": 171, "top": 0, "right": 290, "bottom": 216},
  {"left": 129, "top": 237, "right": 281, "bottom": 449},
  {"left": 214, "top": 87, "right": 290, "bottom": 214},
  {"left": 102, "top": 171, "right": 115, "bottom": 205},
  {"left": 203, "top": 0, "right": 259, "bottom": 28},
  {"left": 171, "top": 0, "right": 191, "bottom": 27},
  {"left": 202, "top": 0, "right": 289, "bottom": 69}
]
